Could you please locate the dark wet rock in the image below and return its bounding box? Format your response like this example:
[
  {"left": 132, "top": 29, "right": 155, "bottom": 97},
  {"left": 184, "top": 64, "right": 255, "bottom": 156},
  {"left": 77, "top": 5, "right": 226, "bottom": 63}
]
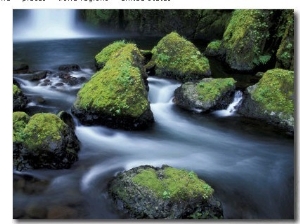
[
  {"left": 47, "top": 205, "right": 78, "bottom": 219},
  {"left": 40, "top": 79, "right": 52, "bottom": 86},
  {"left": 57, "top": 71, "right": 85, "bottom": 86},
  {"left": 25, "top": 202, "right": 47, "bottom": 219},
  {"left": 174, "top": 78, "right": 236, "bottom": 112},
  {"left": 55, "top": 82, "right": 64, "bottom": 87},
  {"left": 13, "top": 207, "right": 25, "bottom": 219},
  {"left": 13, "top": 112, "right": 80, "bottom": 170},
  {"left": 13, "top": 173, "right": 50, "bottom": 194},
  {"left": 13, "top": 84, "right": 28, "bottom": 111},
  {"left": 108, "top": 165, "right": 223, "bottom": 219},
  {"left": 57, "top": 111, "right": 76, "bottom": 130},
  {"left": 13, "top": 62, "right": 29, "bottom": 74},
  {"left": 58, "top": 64, "right": 81, "bottom": 72}
]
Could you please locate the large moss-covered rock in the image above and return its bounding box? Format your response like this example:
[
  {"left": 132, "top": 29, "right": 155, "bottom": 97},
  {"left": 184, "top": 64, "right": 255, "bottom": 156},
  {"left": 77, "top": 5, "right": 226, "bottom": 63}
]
[
  {"left": 238, "top": 69, "right": 294, "bottom": 134},
  {"left": 72, "top": 43, "right": 154, "bottom": 130},
  {"left": 94, "top": 40, "right": 127, "bottom": 70},
  {"left": 220, "top": 10, "right": 273, "bottom": 71},
  {"left": 13, "top": 112, "right": 80, "bottom": 170},
  {"left": 13, "top": 84, "right": 28, "bottom": 112},
  {"left": 148, "top": 32, "right": 211, "bottom": 82},
  {"left": 275, "top": 10, "right": 294, "bottom": 70},
  {"left": 174, "top": 78, "right": 236, "bottom": 112},
  {"left": 108, "top": 165, "right": 223, "bottom": 219}
]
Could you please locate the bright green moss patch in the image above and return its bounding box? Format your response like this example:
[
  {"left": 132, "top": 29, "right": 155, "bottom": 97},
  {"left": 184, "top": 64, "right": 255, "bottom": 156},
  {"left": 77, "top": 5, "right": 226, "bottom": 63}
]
[
  {"left": 13, "top": 111, "right": 30, "bottom": 143},
  {"left": 207, "top": 40, "right": 222, "bottom": 51},
  {"left": 22, "top": 113, "right": 67, "bottom": 151},
  {"left": 151, "top": 32, "right": 211, "bottom": 81},
  {"left": 132, "top": 167, "right": 214, "bottom": 201},
  {"left": 197, "top": 78, "right": 236, "bottom": 103},
  {"left": 13, "top": 85, "right": 21, "bottom": 96},
  {"left": 252, "top": 69, "right": 294, "bottom": 115},
  {"left": 95, "top": 40, "right": 127, "bottom": 69},
  {"left": 75, "top": 44, "right": 149, "bottom": 117}
]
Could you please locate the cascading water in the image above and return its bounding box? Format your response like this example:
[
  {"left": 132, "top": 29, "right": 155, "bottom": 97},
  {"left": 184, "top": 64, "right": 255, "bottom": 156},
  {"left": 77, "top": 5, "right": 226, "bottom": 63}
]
[
  {"left": 213, "top": 90, "right": 243, "bottom": 117},
  {"left": 13, "top": 9, "right": 98, "bottom": 41}
]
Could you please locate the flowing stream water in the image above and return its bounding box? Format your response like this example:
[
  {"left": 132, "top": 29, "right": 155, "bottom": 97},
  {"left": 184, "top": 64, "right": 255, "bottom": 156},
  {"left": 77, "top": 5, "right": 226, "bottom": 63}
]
[{"left": 13, "top": 38, "right": 294, "bottom": 219}]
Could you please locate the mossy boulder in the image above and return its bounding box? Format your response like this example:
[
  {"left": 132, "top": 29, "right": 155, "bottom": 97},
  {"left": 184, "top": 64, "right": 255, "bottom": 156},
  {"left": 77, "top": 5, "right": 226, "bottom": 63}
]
[
  {"left": 72, "top": 43, "right": 154, "bottom": 130},
  {"left": 148, "top": 32, "right": 211, "bottom": 82},
  {"left": 174, "top": 78, "right": 236, "bottom": 112},
  {"left": 95, "top": 40, "right": 127, "bottom": 70},
  {"left": 13, "top": 112, "right": 80, "bottom": 170},
  {"left": 220, "top": 10, "right": 273, "bottom": 71},
  {"left": 108, "top": 165, "right": 223, "bottom": 219},
  {"left": 275, "top": 10, "right": 294, "bottom": 70},
  {"left": 238, "top": 69, "right": 294, "bottom": 134},
  {"left": 204, "top": 40, "right": 224, "bottom": 57},
  {"left": 13, "top": 84, "right": 28, "bottom": 111}
]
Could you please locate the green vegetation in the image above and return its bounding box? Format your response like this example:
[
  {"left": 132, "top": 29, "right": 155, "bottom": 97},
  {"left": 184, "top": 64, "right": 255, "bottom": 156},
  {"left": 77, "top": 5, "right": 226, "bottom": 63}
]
[
  {"left": 95, "top": 40, "right": 127, "bottom": 69},
  {"left": 17, "top": 113, "right": 67, "bottom": 152},
  {"left": 132, "top": 167, "right": 214, "bottom": 201},
  {"left": 13, "top": 111, "right": 30, "bottom": 143},
  {"left": 252, "top": 69, "right": 294, "bottom": 116},
  {"left": 74, "top": 43, "right": 149, "bottom": 117},
  {"left": 150, "top": 31, "right": 211, "bottom": 82},
  {"left": 197, "top": 78, "right": 236, "bottom": 103},
  {"left": 207, "top": 40, "right": 222, "bottom": 51},
  {"left": 222, "top": 10, "right": 272, "bottom": 70},
  {"left": 84, "top": 10, "right": 117, "bottom": 25},
  {"left": 13, "top": 85, "right": 21, "bottom": 96}
]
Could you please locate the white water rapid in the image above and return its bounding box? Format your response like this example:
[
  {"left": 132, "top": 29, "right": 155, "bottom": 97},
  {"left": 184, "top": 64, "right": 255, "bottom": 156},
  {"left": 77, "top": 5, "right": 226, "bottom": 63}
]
[{"left": 213, "top": 90, "right": 243, "bottom": 117}]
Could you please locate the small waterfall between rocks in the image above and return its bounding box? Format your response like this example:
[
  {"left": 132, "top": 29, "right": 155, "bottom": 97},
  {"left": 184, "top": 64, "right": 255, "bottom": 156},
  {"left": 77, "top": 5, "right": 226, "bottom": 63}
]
[{"left": 213, "top": 90, "right": 243, "bottom": 117}]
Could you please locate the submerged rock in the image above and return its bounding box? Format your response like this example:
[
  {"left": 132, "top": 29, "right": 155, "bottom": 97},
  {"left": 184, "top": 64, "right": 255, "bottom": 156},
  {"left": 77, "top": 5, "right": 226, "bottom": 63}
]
[
  {"left": 238, "top": 68, "right": 294, "bottom": 134},
  {"left": 13, "top": 84, "right": 28, "bottom": 111},
  {"left": 174, "top": 78, "right": 236, "bottom": 112},
  {"left": 72, "top": 43, "right": 154, "bottom": 130},
  {"left": 148, "top": 32, "right": 211, "bottom": 82},
  {"left": 13, "top": 112, "right": 80, "bottom": 170},
  {"left": 108, "top": 165, "right": 223, "bottom": 219},
  {"left": 58, "top": 64, "right": 81, "bottom": 72}
]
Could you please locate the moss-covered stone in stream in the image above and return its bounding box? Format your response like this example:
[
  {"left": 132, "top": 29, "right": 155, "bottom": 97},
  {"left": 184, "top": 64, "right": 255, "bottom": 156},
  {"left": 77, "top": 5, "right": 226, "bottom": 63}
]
[
  {"left": 204, "top": 40, "right": 223, "bottom": 57},
  {"left": 221, "top": 10, "right": 273, "bottom": 71},
  {"left": 13, "top": 84, "right": 28, "bottom": 111},
  {"left": 149, "top": 32, "right": 211, "bottom": 82},
  {"left": 108, "top": 165, "right": 223, "bottom": 219},
  {"left": 275, "top": 10, "right": 294, "bottom": 70},
  {"left": 72, "top": 43, "right": 154, "bottom": 130},
  {"left": 94, "top": 40, "right": 127, "bottom": 70},
  {"left": 174, "top": 78, "right": 236, "bottom": 112},
  {"left": 13, "top": 112, "right": 80, "bottom": 170},
  {"left": 238, "top": 68, "right": 294, "bottom": 134}
]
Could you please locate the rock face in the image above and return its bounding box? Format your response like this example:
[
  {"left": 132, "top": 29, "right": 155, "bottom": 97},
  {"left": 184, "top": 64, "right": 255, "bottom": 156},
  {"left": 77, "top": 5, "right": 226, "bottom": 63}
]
[
  {"left": 13, "top": 112, "right": 80, "bottom": 170},
  {"left": 13, "top": 84, "right": 28, "bottom": 111},
  {"left": 72, "top": 43, "right": 154, "bottom": 130},
  {"left": 148, "top": 32, "right": 211, "bottom": 82},
  {"left": 174, "top": 78, "right": 236, "bottom": 112},
  {"left": 108, "top": 165, "right": 223, "bottom": 219},
  {"left": 238, "top": 69, "right": 294, "bottom": 134}
]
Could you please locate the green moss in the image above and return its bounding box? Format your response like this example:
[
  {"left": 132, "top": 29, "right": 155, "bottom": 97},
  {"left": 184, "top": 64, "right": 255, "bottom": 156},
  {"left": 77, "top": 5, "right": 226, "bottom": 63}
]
[
  {"left": 132, "top": 167, "right": 214, "bottom": 201},
  {"left": 95, "top": 40, "right": 127, "bottom": 69},
  {"left": 222, "top": 10, "right": 272, "bottom": 70},
  {"left": 22, "top": 113, "right": 67, "bottom": 152},
  {"left": 75, "top": 44, "right": 149, "bottom": 117},
  {"left": 197, "top": 78, "right": 236, "bottom": 103},
  {"left": 151, "top": 31, "right": 210, "bottom": 81},
  {"left": 207, "top": 40, "right": 222, "bottom": 51},
  {"left": 13, "top": 111, "right": 30, "bottom": 143},
  {"left": 252, "top": 69, "right": 294, "bottom": 116},
  {"left": 276, "top": 10, "right": 294, "bottom": 70},
  {"left": 13, "top": 85, "right": 21, "bottom": 96}
]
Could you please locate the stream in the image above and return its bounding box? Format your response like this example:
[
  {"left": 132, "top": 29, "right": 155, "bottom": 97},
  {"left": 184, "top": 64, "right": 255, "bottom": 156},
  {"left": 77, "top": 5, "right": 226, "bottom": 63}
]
[{"left": 13, "top": 37, "right": 294, "bottom": 219}]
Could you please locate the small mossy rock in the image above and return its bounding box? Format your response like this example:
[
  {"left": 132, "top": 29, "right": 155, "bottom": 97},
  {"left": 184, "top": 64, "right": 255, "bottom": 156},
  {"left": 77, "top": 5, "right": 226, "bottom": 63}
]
[
  {"left": 95, "top": 40, "right": 127, "bottom": 70},
  {"left": 238, "top": 69, "right": 294, "bottom": 134},
  {"left": 108, "top": 165, "right": 223, "bottom": 219},
  {"left": 149, "top": 32, "right": 211, "bottom": 82},
  {"left": 13, "top": 84, "right": 28, "bottom": 111},
  {"left": 174, "top": 78, "right": 236, "bottom": 112},
  {"left": 72, "top": 43, "right": 154, "bottom": 130},
  {"left": 13, "top": 112, "right": 80, "bottom": 170},
  {"left": 221, "top": 10, "right": 273, "bottom": 71},
  {"left": 204, "top": 40, "right": 224, "bottom": 57}
]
